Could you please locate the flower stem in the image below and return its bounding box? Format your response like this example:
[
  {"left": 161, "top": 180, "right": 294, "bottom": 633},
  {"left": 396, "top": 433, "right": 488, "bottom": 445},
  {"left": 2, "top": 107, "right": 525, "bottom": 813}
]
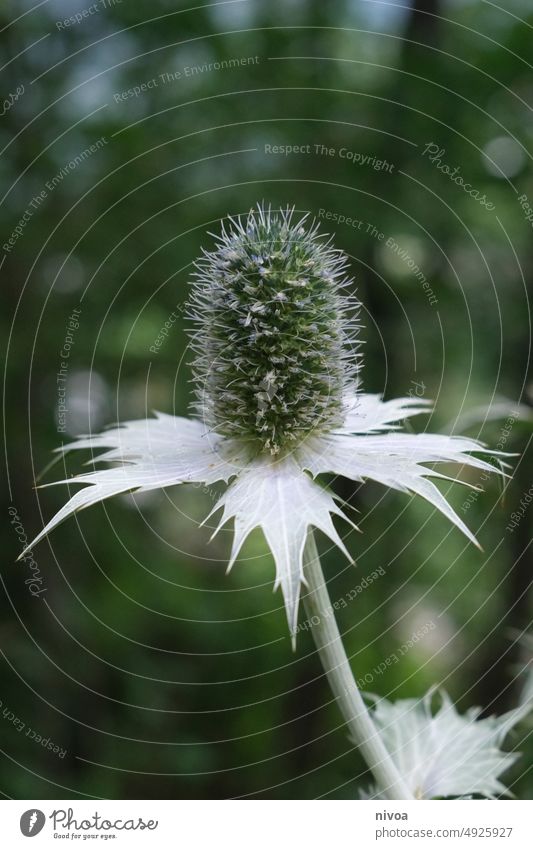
[{"left": 302, "top": 532, "right": 414, "bottom": 800}]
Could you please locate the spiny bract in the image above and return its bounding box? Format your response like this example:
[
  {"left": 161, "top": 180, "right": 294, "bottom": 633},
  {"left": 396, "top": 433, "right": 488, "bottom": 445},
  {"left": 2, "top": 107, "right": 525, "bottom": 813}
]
[
  {"left": 360, "top": 689, "right": 532, "bottom": 799},
  {"left": 188, "top": 204, "right": 359, "bottom": 454}
]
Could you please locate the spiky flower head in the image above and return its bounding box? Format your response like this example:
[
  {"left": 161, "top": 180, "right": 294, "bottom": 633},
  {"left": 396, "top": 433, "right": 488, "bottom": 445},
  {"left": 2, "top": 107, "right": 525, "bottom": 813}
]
[
  {"left": 188, "top": 204, "right": 359, "bottom": 455},
  {"left": 21, "top": 201, "right": 507, "bottom": 636}
]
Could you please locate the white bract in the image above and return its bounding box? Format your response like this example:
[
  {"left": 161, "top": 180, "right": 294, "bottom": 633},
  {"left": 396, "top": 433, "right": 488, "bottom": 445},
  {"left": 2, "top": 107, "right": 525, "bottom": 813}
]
[
  {"left": 22, "top": 205, "right": 505, "bottom": 636},
  {"left": 361, "top": 689, "right": 532, "bottom": 799}
]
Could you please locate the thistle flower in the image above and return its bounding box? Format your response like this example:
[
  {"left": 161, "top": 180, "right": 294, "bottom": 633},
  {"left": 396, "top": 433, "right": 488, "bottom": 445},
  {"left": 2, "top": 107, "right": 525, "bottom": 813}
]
[
  {"left": 22, "top": 205, "right": 504, "bottom": 637},
  {"left": 360, "top": 689, "right": 532, "bottom": 799}
]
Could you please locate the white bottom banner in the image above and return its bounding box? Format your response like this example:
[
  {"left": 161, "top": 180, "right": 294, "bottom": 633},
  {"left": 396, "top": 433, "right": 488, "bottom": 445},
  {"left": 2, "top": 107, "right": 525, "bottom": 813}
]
[{"left": 0, "top": 799, "right": 531, "bottom": 848}]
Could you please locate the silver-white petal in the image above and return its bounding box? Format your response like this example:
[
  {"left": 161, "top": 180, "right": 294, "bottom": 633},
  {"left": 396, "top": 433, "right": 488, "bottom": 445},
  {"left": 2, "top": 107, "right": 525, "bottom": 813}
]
[
  {"left": 337, "top": 393, "right": 432, "bottom": 434},
  {"left": 206, "top": 455, "right": 352, "bottom": 636},
  {"left": 297, "top": 430, "right": 505, "bottom": 545},
  {"left": 20, "top": 414, "right": 245, "bottom": 557},
  {"left": 366, "top": 690, "right": 532, "bottom": 799}
]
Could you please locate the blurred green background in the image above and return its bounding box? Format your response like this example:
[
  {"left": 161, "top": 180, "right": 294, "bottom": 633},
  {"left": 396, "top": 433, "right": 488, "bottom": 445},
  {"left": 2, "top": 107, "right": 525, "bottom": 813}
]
[{"left": 1, "top": 0, "right": 532, "bottom": 799}]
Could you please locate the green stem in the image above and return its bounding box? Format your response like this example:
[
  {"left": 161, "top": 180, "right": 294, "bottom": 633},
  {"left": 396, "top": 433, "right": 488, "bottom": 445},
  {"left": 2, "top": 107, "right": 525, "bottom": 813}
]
[{"left": 302, "top": 532, "right": 414, "bottom": 800}]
